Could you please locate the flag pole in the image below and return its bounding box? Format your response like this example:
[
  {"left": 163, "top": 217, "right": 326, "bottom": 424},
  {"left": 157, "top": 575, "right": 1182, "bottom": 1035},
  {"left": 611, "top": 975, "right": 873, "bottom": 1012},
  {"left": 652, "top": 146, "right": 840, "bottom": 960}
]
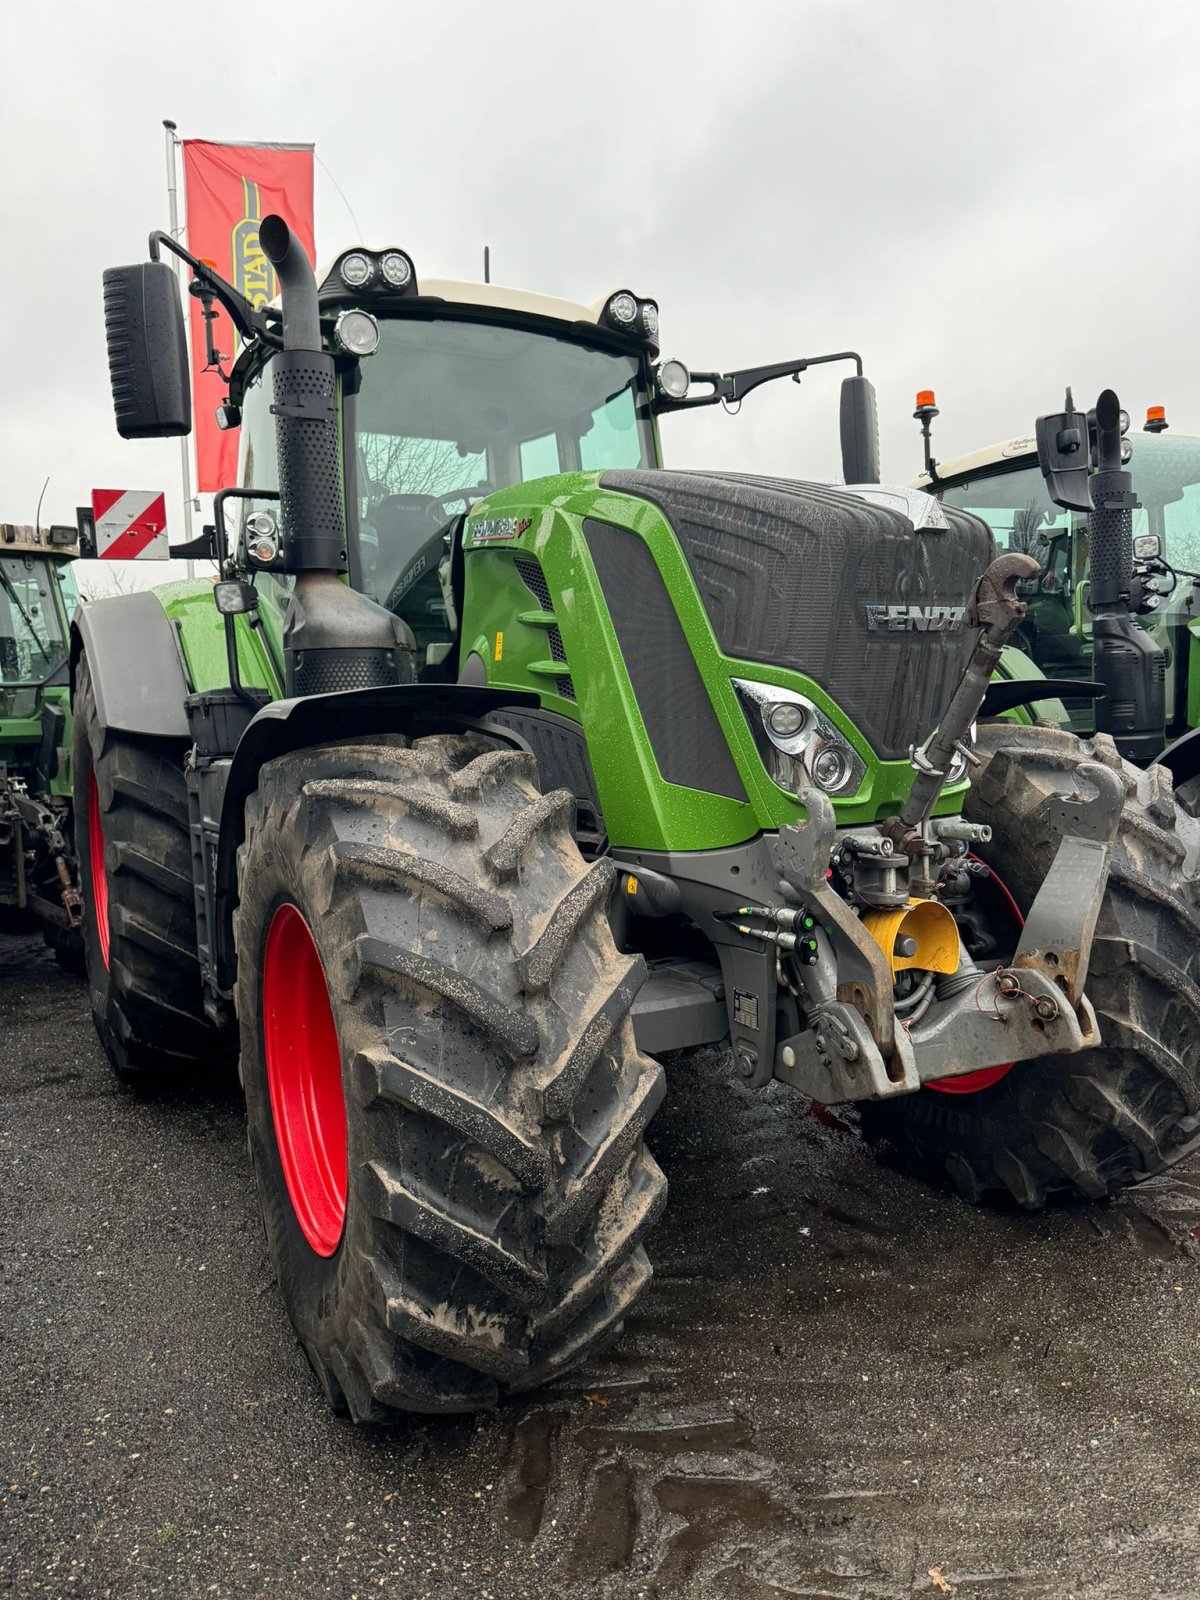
[{"left": 163, "top": 119, "right": 196, "bottom": 571}]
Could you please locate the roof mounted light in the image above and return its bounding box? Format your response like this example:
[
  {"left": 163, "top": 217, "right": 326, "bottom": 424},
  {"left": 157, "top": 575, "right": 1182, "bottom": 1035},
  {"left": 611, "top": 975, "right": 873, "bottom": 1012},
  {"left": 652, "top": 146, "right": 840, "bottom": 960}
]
[
  {"left": 334, "top": 308, "right": 381, "bottom": 357},
  {"left": 380, "top": 251, "right": 413, "bottom": 289},
  {"left": 1145, "top": 404, "right": 1169, "bottom": 434},
  {"left": 320, "top": 248, "right": 420, "bottom": 305},
  {"left": 340, "top": 252, "right": 373, "bottom": 289},
  {"left": 607, "top": 291, "right": 638, "bottom": 326},
  {"left": 641, "top": 300, "right": 659, "bottom": 338}
]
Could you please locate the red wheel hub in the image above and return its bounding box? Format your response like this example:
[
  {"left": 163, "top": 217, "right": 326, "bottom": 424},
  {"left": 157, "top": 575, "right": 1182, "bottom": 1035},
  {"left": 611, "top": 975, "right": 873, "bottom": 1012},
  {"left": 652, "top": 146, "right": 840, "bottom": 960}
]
[
  {"left": 88, "top": 772, "right": 110, "bottom": 970},
  {"left": 262, "top": 904, "right": 348, "bottom": 1256},
  {"left": 926, "top": 856, "right": 1024, "bottom": 1098}
]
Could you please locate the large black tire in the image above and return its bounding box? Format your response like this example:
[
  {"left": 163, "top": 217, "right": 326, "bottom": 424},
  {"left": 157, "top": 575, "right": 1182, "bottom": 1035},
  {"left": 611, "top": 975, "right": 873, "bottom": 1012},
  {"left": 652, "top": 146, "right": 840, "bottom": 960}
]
[
  {"left": 74, "top": 651, "right": 228, "bottom": 1080},
  {"left": 236, "top": 734, "right": 666, "bottom": 1418},
  {"left": 863, "top": 722, "right": 1200, "bottom": 1206}
]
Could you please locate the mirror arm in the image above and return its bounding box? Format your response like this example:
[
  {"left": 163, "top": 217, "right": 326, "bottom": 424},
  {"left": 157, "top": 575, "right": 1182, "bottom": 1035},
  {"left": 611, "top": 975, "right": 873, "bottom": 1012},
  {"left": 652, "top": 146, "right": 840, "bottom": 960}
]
[
  {"left": 656, "top": 350, "right": 864, "bottom": 413},
  {"left": 148, "top": 229, "right": 276, "bottom": 349}
]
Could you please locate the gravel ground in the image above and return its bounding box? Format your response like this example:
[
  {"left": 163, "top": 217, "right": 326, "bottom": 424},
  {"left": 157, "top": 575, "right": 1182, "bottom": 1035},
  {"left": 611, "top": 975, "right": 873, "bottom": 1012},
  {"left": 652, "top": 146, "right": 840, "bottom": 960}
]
[{"left": 3, "top": 928, "right": 1199, "bottom": 1600}]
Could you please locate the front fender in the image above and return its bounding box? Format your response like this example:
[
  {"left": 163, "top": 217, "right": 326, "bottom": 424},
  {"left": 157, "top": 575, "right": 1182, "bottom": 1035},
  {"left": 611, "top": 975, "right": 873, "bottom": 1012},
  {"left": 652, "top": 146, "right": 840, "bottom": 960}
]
[
  {"left": 70, "top": 592, "right": 190, "bottom": 739},
  {"left": 211, "top": 683, "right": 538, "bottom": 990},
  {"left": 1157, "top": 724, "right": 1200, "bottom": 788}
]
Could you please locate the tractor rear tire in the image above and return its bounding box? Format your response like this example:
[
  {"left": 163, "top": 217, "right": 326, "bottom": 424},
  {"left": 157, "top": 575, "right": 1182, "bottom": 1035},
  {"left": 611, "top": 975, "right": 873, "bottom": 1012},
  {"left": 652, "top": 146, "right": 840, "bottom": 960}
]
[
  {"left": 74, "top": 651, "right": 229, "bottom": 1080},
  {"left": 235, "top": 734, "right": 666, "bottom": 1418},
  {"left": 862, "top": 722, "right": 1200, "bottom": 1206}
]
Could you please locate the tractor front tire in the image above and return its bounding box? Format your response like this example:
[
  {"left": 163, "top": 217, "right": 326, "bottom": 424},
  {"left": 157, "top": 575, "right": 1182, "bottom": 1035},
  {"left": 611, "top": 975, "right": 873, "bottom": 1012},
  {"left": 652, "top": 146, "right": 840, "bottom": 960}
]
[
  {"left": 74, "top": 651, "right": 228, "bottom": 1080},
  {"left": 235, "top": 734, "right": 666, "bottom": 1418},
  {"left": 863, "top": 722, "right": 1200, "bottom": 1206}
]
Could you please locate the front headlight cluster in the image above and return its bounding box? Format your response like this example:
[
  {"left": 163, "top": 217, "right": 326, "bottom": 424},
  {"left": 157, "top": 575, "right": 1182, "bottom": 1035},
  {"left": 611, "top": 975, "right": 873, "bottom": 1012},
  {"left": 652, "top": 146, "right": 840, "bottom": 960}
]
[
  {"left": 320, "top": 248, "right": 418, "bottom": 303},
  {"left": 734, "top": 679, "right": 866, "bottom": 798},
  {"left": 600, "top": 290, "right": 659, "bottom": 345}
]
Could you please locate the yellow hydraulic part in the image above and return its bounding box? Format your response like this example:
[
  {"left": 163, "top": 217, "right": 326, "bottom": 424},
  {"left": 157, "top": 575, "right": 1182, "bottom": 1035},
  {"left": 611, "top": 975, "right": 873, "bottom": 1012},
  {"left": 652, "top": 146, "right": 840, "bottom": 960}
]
[{"left": 861, "top": 898, "right": 960, "bottom": 977}]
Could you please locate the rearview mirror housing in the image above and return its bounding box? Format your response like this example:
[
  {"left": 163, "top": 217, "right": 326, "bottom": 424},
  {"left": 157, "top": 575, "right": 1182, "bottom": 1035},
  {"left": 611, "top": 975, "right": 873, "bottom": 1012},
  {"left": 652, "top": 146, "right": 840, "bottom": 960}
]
[
  {"left": 839, "top": 374, "right": 880, "bottom": 485},
  {"left": 102, "top": 261, "right": 192, "bottom": 439}
]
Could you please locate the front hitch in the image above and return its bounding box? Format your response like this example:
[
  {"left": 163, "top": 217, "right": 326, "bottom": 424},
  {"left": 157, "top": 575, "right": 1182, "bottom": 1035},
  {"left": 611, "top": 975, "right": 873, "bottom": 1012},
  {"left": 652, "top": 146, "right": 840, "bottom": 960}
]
[{"left": 770, "top": 762, "right": 1120, "bottom": 1103}]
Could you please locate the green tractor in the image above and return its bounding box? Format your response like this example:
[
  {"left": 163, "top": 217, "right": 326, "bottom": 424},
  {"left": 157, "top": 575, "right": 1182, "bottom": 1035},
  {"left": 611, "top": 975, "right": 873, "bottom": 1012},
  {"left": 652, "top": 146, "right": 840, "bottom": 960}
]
[
  {"left": 80, "top": 216, "right": 1200, "bottom": 1419},
  {"left": 913, "top": 390, "right": 1200, "bottom": 805},
  {"left": 0, "top": 521, "right": 84, "bottom": 963}
]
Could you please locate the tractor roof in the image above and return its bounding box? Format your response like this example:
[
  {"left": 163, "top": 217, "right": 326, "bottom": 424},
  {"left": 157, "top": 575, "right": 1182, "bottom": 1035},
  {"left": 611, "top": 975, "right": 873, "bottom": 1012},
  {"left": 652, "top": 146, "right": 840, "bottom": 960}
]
[
  {"left": 407, "top": 278, "right": 605, "bottom": 329},
  {"left": 911, "top": 434, "right": 1038, "bottom": 489},
  {"left": 0, "top": 524, "right": 79, "bottom": 559},
  {"left": 914, "top": 427, "right": 1200, "bottom": 491},
  {"left": 308, "top": 252, "right": 606, "bottom": 330}
]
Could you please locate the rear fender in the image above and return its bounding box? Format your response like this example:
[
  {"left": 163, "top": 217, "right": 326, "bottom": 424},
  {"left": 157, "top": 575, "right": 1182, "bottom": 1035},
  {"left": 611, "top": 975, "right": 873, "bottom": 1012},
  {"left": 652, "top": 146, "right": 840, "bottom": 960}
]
[{"left": 211, "top": 683, "right": 537, "bottom": 990}]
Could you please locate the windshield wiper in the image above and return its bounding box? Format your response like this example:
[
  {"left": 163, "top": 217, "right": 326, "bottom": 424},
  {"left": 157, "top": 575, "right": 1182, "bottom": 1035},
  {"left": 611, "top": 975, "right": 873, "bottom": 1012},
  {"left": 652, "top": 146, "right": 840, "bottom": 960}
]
[{"left": 0, "top": 565, "right": 56, "bottom": 669}]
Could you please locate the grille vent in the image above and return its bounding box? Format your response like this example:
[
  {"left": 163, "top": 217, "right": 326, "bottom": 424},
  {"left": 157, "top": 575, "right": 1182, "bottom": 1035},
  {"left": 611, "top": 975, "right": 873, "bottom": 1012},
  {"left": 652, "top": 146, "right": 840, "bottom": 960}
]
[{"left": 514, "top": 556, "right": 575, "bottom": 700}]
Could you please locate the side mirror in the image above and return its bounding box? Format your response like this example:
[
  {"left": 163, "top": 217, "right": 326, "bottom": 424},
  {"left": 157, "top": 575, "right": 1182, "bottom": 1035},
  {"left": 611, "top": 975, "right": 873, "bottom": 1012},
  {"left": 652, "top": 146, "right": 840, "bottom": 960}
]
[
  {"left": 102, "top": 261, "right": 191, "bottom": 439},
  {"left": 1035, "top": 396, "right": 1091, "bottom": 512},
  {"left": 839, "top": 375, "right": 880, "bottom": 484}
]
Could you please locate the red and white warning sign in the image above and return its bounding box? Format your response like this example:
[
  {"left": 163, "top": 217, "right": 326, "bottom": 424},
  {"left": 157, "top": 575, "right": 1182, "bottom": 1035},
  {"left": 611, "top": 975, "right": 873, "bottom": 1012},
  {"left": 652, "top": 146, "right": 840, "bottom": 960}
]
[{"left": 91, "top": 489, "right": 169, "bottom": 561}]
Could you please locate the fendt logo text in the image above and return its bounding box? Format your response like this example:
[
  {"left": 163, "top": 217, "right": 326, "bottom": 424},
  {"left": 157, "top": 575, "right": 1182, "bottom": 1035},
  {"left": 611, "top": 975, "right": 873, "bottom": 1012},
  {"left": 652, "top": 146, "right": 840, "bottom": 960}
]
[{"left": 865, "top": 603, "right": 966, "bottom": 632}]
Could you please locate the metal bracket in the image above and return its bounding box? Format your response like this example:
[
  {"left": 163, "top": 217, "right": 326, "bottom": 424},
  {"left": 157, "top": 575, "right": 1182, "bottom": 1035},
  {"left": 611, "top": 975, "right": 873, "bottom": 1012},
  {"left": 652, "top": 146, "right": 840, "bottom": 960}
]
[
  {"left": 1013, "top": 761, "right": 1123, "bottom": 1005},
  {"left": 770, "top": 787, "right": 913, "bottom": 1085},
  {"left": 911, "top": 967, "right": 1098, "bottom": 1083},
  {"left": 775, "top": 1000, "right": 918, "bottom": 1102}
]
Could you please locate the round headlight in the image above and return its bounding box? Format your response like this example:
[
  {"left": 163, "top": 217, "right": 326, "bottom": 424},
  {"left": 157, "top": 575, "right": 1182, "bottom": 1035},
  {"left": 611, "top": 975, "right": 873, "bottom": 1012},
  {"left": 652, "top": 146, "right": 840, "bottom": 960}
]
[
  {"left": 658, "top": 359, "right": 690, "bottom": 401},
  {"left": 641, "top": 301, "right": 659, "bottom": 338},
  {"left": 245, "top": 510, "right": 277, "bottom": 540},
  {"left": 380, "top": 251, "right": 412, "bottom": 289},
  {"left": 608, "top": 292, "right": 637, "bottom": 326},
  {"left": 765, "top": 701, "right": 807, "bottom": 739},
  {"left": 340, "top": 252, "right": 373, "bottom": 289},
  {"left": 810, "top": 744, "right": 852, "bottom": 793},
  {"left": 334, "top": 308, "right": 381, "bottom": 357}
]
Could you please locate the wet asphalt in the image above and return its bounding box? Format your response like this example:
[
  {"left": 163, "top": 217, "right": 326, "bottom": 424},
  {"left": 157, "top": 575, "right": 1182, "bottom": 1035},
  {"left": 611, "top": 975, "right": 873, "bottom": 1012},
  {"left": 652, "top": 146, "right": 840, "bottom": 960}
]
[{"left": 2, "top": 928, "right": 1199, "bottom": 1600}]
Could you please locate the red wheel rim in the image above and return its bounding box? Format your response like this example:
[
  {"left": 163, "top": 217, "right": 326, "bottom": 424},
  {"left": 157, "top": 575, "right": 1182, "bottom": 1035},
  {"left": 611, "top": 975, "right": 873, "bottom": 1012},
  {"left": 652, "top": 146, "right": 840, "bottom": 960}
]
[
  {"left": 262, "top": 904, "right": 348, "bottom": 1256},
  {"left": 88, "top": 772, "right": 110, "bottom": 970},
  {"left": 926, "top": 856, "right": 1023, "bottom": 1097}
]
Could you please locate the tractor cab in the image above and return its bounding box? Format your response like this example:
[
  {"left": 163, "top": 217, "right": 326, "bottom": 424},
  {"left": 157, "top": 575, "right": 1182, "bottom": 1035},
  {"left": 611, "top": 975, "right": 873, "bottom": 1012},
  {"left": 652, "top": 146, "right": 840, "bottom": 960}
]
[
  {"left": 235, "top": 259, "right": 664, "bottom": 676},
  {"left": 914, "top": 420, "right": 1200, "bottom": 740}
]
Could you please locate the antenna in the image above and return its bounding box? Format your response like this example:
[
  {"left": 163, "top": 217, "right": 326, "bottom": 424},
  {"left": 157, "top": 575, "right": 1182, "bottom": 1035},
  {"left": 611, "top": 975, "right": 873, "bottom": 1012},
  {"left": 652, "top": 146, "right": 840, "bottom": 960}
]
[{"left": 483, "top": 245, "right": 491, "bottom": 285}]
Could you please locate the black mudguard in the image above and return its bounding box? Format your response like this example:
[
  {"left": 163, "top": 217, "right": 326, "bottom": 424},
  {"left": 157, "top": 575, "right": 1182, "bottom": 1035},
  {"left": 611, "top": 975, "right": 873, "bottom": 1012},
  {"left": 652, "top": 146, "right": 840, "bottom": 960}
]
[
  {"left": 1157, "top": 724, "right": 1200, "bottom": 788},
  {"left": 211, "top": 683, "right": 537, "bottom": 989},
  {"left": 70, "top": 592, "right": 191, "bottom": 739}
]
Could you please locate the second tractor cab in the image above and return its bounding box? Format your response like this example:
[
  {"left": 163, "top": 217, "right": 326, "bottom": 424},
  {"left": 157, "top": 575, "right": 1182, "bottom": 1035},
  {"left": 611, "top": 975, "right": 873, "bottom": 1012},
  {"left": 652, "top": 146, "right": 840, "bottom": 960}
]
[
  {"left": 912, "top": 394, "right": 1200, "bottom": 787},
  {"left": 0, "top": 521, "right": 83, "bottom": 961}
]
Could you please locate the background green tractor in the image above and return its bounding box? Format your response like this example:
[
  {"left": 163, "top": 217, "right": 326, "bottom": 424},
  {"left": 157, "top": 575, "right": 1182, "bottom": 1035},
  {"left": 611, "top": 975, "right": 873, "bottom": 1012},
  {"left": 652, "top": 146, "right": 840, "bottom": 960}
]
[
  {"left": 0, "top": 521, "right": 83, "bottom": 965},
  {"left": 913, "top": 391, "right": 1200, "bottom": 806},
  {"left": 78, "top": 214, "right": 1200, "bottom": 1420}
]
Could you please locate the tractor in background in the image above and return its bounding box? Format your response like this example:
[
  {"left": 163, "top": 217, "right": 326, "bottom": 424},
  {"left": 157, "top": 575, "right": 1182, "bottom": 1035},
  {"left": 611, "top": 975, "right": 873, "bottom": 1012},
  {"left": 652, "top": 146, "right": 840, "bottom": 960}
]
[
  {"left": 913, "top": 390, "right": 1200, "bottom": 807},
  {"left": 0, "top": 522, "right": 83, "bottom": 965}
]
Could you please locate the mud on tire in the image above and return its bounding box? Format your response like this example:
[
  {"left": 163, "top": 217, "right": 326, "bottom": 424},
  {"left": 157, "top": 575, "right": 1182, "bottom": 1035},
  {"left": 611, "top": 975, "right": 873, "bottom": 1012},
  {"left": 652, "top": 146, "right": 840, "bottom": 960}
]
[
  {"left": 235, "top": 733, "right": 667, "bottom": 1418},
  {"left": 74, "top": 651, "right": 229, "bottom": 1080},
  {"left": 863, "top": 722, "right": 1200, "bottom": 1206}
]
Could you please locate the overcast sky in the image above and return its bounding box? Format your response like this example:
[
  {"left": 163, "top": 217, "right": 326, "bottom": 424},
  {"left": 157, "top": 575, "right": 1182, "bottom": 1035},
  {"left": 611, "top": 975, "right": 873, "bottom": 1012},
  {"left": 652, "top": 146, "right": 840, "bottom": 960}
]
[{"left": 4, "top": 0, "right": 1199, "bottom": 561}]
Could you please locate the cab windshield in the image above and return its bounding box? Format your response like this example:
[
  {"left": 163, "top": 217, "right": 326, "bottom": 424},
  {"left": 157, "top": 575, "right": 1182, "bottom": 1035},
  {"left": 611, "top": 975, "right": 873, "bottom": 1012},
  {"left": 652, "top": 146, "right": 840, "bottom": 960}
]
[
  {"left": 347, "top": 317, "right": 655, "bottom": 606},
  {"left": 0, "top": 557, "right": 68, "bottom": 689},
  {"left": 939, "top": 433, "right": 1200, "bottom": 573}
]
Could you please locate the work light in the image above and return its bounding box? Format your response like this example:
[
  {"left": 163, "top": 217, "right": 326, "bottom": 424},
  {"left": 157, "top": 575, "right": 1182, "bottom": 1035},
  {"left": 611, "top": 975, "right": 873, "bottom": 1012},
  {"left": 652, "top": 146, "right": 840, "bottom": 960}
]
[
  {"left": 334, "top": 309, "right": 381, "bottom": 357},
  {"left": 339, "top": 253, "right": 373, "bottom": 289},
  {"left": 380, "top": 251, "right": 413, "bottom": 289}
]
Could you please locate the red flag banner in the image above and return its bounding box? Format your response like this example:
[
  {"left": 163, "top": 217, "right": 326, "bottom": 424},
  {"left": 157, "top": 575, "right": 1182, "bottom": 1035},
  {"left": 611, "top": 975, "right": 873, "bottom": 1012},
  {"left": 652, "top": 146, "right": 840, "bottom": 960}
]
[{"left": 181, "top": 139, "right": 315, "bottom": 492}]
